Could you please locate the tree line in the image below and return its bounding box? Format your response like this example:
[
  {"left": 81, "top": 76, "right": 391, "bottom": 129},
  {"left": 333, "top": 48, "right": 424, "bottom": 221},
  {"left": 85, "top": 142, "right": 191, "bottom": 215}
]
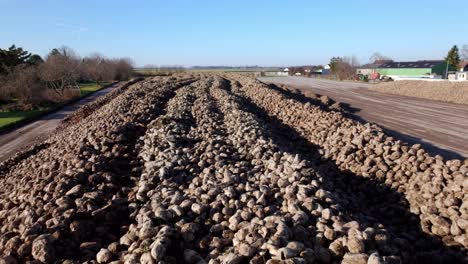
[{"left": 0, "top": 45, "right": 133, "bottom": 110}]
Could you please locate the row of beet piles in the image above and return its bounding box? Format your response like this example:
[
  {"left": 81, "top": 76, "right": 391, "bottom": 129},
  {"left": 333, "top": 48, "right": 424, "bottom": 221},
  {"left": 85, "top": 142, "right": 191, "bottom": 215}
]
[{"left": 230, "top": 75, "right": 467, "bottom": 253}]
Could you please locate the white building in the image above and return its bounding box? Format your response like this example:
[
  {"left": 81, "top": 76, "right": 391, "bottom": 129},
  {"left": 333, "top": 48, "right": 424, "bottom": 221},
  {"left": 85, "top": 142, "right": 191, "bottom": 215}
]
[
  {"left": 322, "top": 64, "right": 331, "bottom": 75},
  {"left": 457, "top": 72, "right": 467, "bottom": 80},
  {"left": 456, "top": 61, "right": 468, "bottom": 81},
  {"left": 255, "top": 69, "right": 289, "bottom": 77}
]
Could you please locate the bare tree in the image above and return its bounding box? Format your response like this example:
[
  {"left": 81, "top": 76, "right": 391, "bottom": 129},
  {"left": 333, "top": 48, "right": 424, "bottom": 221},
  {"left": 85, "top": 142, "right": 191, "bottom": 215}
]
[
  {"left": 99, "top": 58, "right": 113, "bottom": 81},
  {"left": 1, "top": 65, "right": 44, "bottom": 109},
  {"left": 39, "top": 46, "right": 81, "bottom": 97},
  {"left": 343, "top": 56, "right": 360, "bottom": 67},
  {"left": 0, "top": 74, "right": 9, "bottom": 102},
  {"left": 369, "top": 52, "right": 392, "bottom": 64},
  {"left": 80, "top": 53, "right": 107, "bottom": 84},
  {"left": 461, "top": 45, "right": 468, "bottom": 60},
  {"left": 81, "top": 55, "right": 133, "bottom": 83},
  {"left": 1, "top": 45, "right": 135, "bottom": 108},
  {"left": 329, "top": 57, "right": 355, "bottom": 80},
  {"left": 111, "top": 58, "right": 134, "bottom": 81}
]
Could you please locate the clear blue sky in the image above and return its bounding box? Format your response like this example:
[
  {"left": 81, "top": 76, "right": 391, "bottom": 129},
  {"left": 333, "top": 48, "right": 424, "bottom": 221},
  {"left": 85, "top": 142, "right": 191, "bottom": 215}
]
[{"left": 1, "top": 0, "right": 466, "bottom": 67}]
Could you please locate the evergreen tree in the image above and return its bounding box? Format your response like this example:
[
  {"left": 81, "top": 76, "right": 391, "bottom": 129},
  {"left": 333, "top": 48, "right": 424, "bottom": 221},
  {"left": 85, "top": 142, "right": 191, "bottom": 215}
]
[
  {"left": 445, "top": 45, "right": 461, "bottom": 67},
  {"left": 27, "top": 54, "right": 44, "bottom": 65},
  {"left": 329, "top": 57, "right": 342, "bottom": 74},
  {"left": 49, "top": 48, "right": 61, "bottom": 57},
  {"left": 0, "top": 45, "right": 32, "bottom": 74}
]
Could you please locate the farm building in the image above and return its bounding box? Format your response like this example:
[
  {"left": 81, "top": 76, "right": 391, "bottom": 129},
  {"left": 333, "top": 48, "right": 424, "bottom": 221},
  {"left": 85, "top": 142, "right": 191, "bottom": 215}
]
[
  {"left": 254, "top": 68, "right": 288, "bottom": 77},
  {"left": 376, "top": 60, "right": 455, "bottom": 78},
  {"left": 459, "top": 61, "right": 468, "bottom": 72},
  {"left": 457, "top": 72, "right": 468, "bottom": 81},
  {"left": 456, "top": 61, "right": 468, "bottom": 81},
  {"left": 322, "top": 64, "right": 331, "bottom": 75},
  {"left": 356, "top": 60, "right": 392, "bottom": 75},
  {"left": 288, "top": 66, "right": 323, "bottom": 76}
]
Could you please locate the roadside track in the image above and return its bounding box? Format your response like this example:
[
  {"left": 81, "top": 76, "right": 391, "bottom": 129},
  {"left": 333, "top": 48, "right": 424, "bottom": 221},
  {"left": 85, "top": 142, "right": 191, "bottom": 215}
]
[{"left": 0, "top": 84, "right": 119, "bottom": 162}]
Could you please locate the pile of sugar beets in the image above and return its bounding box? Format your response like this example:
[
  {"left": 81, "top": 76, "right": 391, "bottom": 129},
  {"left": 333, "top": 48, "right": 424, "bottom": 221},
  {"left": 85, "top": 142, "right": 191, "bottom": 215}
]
[{"left": 0, "top": 74, "right": 466, "bottom": 264}]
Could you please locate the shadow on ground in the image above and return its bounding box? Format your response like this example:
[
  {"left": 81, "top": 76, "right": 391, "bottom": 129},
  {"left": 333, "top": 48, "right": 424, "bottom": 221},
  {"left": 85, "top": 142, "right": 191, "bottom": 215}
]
[{"left": 267, "top": 83, "right": 465, "bottom": 160}]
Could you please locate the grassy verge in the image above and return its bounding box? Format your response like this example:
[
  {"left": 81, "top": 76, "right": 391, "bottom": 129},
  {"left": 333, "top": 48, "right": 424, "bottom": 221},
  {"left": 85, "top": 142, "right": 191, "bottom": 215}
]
[
  {"left": 79, "top": 82, "right": 111, "bottom": 97},
  {"left": 0, "top": 82, "right": 112, "bottom": 131},
  {"left": 0, "top": 108, "right": 51, "bottom": 128}
]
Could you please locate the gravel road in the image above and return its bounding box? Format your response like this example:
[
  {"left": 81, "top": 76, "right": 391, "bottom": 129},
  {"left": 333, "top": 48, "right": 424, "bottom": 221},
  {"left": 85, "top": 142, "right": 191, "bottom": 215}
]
[
  {"left": 0, "top": 84, "right": 118, "bottom": 162},
  {"left": 259, "top": 77, "right": 468, "bottom": 159}
]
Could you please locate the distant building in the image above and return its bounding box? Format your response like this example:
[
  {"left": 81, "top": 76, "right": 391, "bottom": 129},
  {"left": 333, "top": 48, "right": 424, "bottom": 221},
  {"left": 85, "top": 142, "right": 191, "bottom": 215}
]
[
  {"left": 376, "top": 60, "right": 455, "bottom": 79},
  {"left": 287, "top": 66, "right": 324, "bottom": 76},
  {"left": 456, "top": 61, "right": 468, "bottom": 81},
  {"left": 254, "top": 68, "right": 288, "bottom": 77},
  {"left": 322, "top": 64, "right": 331, "bottom": 75},
  {"left": 459, "top": 61, "right": 468, "bottom": 72},
  {"left": 456, "top": 72, "right": 468, "bottom": 81},
  {"left": 356, "top": 60, "right": 392, "bottom": 75}
]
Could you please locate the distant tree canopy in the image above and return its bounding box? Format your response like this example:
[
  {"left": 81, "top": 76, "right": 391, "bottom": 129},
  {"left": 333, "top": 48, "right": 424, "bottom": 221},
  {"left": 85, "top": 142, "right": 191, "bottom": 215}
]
[
  {"left": 0, "top": 45, "right": 43, "bottom": 74},
  {"left": 39, "top": 46, "right": 82, "bottom": 95},
  {"left": 462, "top": 44, "right": 468, "bottom": 60},
  {"left": 329, "top": 57, "right": 342, "bottom": 74},
  {"left": 1, "top": 44, "right": 134, "bottom": 110},
  {"left": 27, "top": 54, "right": 44, "bottom": 66},
  {"left": 329, "top": 56, "right": 355, "bottom": 80},
  {"left": 48, "top": 46, "right": 77, "bottom": 59},
  {"left": 49, "top": 48, "right": 61, "bottom": 57},
  {"left": 445, "top": 45, "right": 461, "bottom": 67},
  {"left": 369, "top": 52, "right": 392, "bottom": 64}
]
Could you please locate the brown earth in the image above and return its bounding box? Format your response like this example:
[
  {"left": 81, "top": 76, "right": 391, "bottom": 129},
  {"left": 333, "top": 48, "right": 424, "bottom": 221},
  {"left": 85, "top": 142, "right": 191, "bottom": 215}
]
[
  {"left": 371, "top": 80, "right": 468, "bottom": 106},
  {"left": 259, "top": 77, "right": 468, "bottom": 159}
]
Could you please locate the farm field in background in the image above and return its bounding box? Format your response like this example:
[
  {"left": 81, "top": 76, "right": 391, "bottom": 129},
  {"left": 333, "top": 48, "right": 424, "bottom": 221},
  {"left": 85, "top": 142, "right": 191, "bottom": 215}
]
[
  {"left": 134, "top": 67, "right": 282, "bottom": 75},
  {"left": 371, "top": 80, "right": 468, "bottom": 105}
]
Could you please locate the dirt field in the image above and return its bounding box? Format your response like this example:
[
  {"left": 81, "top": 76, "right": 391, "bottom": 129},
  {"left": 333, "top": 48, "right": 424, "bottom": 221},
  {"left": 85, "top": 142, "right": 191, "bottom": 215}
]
[
  {"left": 371, "top": 80, "right": 468, "bottom": 105},
  {"left": 0, "top": 74, "right": 466, "bottom": 263},
  {"left": 259, "top": 77, "right": 468, "bottom": 159},
  {"left": 0, "top": 83, "right": 119, "bottom": 162}
]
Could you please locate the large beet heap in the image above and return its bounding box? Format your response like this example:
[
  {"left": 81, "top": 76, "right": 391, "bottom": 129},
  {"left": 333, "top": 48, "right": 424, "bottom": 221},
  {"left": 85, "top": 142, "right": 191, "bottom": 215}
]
[{"left": 0, "top": 74, "right": 466, "bottom": 264}]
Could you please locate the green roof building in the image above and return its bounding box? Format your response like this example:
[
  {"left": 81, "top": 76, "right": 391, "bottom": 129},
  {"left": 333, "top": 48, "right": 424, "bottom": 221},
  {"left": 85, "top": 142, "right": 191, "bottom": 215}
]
[{"left": 377, "top": 60, "right": 456, "bottom": 78}]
